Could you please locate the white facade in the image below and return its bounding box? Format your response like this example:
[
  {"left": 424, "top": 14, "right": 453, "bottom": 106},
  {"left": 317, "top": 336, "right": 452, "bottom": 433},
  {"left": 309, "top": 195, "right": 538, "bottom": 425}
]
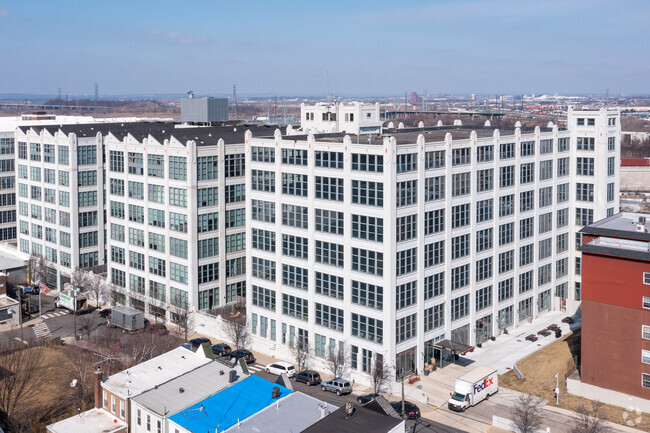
[
  {"left": 246, "top": 108, "right": 620, "bottom": 384},
  {"left": 300, "top": 101, "right": 382, "bottom": 135}
]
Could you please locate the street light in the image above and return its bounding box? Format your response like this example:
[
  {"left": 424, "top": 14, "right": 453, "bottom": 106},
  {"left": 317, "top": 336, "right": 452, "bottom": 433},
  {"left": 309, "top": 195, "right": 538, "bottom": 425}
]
[{"left": 554, "top": 372, "right": 559, "bottom": 405}]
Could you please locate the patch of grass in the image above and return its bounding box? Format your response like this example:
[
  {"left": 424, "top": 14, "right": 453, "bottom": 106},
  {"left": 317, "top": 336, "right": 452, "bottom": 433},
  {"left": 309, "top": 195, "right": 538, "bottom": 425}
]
[{"left": 500, "top": 329, "right": 650, "bottom": 431}]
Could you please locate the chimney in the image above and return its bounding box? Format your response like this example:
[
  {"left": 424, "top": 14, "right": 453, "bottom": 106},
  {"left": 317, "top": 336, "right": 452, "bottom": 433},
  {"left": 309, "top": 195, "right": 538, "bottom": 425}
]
[
  {"left": 94, "top": 367, "right": 103, "bottom": 409},
  {"left": 272, "top": 387, "right": 280, "bottom": 399}
]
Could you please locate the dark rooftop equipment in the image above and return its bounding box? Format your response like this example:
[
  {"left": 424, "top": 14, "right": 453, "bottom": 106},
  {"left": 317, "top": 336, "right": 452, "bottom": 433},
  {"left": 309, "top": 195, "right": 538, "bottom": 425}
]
[
  {"left": 181, "top": 96, "right": 228, "bottom": 124},
  {"left": 229, "top": 370, "right": 237, "bottom": 383},
  {"left": 272, "top": 386, "right": 280, "bottom": 399}
]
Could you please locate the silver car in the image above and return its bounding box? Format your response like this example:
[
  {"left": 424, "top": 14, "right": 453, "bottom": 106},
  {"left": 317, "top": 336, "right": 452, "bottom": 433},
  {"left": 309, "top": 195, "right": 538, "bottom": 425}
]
[{"left": 320, "top": 378, "right": 353, "bottom": 396}]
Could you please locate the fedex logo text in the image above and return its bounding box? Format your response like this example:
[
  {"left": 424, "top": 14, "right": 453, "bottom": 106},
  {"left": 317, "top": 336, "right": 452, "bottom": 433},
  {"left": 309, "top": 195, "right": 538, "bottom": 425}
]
[{"left": 473, "top": 376, "right": 494, "bottom": 395}]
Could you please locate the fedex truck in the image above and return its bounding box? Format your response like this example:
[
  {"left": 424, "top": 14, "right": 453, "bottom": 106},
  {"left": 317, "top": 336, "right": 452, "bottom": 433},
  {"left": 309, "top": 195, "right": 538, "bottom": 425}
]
[{"left": 448, "top": 366, "right": 498, "bottom": 412}]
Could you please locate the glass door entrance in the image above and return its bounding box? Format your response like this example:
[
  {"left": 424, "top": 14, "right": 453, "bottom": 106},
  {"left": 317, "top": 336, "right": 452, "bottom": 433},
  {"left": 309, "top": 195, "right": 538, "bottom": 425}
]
[{"left": 475, "top": 315, "right": 492, "bottom": 345}]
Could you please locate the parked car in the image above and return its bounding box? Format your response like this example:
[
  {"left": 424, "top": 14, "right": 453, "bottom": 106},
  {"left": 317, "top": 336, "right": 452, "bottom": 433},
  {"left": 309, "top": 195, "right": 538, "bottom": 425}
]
[
  {"left": 321, "top": 378, "right": 353, "bottom": 396},
  {"left": 357, "top": 393, "right": 380, "bottom": 404},
  {"left": 390, "top": 401, "right": 421, "bottom": 420},
  {"left": 230, "top": 349, "right": 256, "bottom": 364},
  {"left": 145, "top": 323, "right": 169, "bottom": 335},
  {"left": 99, "top": 308, "right": 112, "bottom": 319},
  {"left": 22, "top": 303, "right": 39, "bottom": 315},
  {"left": 265, "top": 361, "right": 295, "bottom": 377},
  {"left": 211, "top": 343, "right": 232, "bottom": 357},
  {"left": 190, "top": 337, "right": 212, "bottom": 348},
  {"left": 293, "top": 370, "right": 322, "bottom": 386}
]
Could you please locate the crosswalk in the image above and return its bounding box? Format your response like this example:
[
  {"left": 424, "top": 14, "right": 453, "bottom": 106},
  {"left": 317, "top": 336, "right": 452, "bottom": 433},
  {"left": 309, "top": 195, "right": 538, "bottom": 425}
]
[
  {"left": 40, "top": 311, "right": 69, "bottom": 320},
  {"left": 33, "top": 321, "right": 51, "bottom": 338},
  {"left": 248, "top": 363, "right": 264, "bottom": 373}
]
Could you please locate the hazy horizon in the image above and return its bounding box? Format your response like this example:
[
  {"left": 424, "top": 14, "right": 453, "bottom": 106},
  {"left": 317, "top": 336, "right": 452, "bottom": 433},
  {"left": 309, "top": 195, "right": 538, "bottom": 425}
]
[{"left": 1, "top": 0, "right": 648, "bottom": 96}]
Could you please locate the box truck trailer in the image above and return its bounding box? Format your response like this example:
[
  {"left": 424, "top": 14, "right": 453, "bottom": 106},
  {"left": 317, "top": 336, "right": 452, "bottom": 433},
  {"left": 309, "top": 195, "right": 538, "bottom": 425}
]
[{"left": 448, "top": 366, "right": 498, "bottom": 412}]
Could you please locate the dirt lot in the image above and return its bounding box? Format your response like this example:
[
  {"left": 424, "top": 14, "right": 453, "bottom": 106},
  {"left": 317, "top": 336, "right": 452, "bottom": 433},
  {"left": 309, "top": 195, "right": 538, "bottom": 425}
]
[{"left": 500, "top": 329, "right": 650, "bottom": 431}]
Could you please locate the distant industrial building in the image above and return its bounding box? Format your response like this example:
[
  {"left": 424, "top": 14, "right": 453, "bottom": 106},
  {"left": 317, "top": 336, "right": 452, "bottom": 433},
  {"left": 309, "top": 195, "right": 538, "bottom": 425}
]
[
  {"left": 621, "top": 158, "right": 650, "bottom": 193},
  {"left": 573, "top": 213, "right": 650, "bottom": 410},
  {"left": 181, "top": 94, "right": 229, "bottom": 124}
]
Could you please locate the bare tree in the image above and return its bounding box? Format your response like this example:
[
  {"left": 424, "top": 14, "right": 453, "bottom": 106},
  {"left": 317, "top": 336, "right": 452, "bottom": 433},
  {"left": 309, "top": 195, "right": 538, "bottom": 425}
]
[
  {"left": 87, "top": 273, "right": 106, "bottom": 309},
  {"left": 70, "top": 267, "right": 88, "bottom": 340},
  {"left": 62, "top": 345, "right": 96, "bottom": 407},
  {"left": 511, "top": 394, "right": 544, "bottom": 433},
  {"left": 370, "top": 354, "right": 392, "bottom": 394},
  {"left": 170, "top": 292, "right": 191, "bottom": 342},
  {"left": 27, "top": 253, "right": 46, "bottom": 287},
  {"left": 0, "top": 342, "right": 45, "bottom": 421},
  {"left": 570, "top": 401, "right": 610, "bottom": 433},
  {"left": 222, "top": 315, "right": 250, "bottom": 350},
  {"left": 78, "top": 314, "right": 99, "bottom": 339},
  {"left": 289, "top": 336, "right": 311, "bottom": 371},
  {"left": 326, "top": 343, "right": 348, "bottom": 378}
]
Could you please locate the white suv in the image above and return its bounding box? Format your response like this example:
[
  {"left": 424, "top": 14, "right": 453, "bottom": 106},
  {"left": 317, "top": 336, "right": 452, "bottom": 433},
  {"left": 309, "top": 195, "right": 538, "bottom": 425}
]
[{"left": 265, "top": 361, "right": 296, "bottom": 377}]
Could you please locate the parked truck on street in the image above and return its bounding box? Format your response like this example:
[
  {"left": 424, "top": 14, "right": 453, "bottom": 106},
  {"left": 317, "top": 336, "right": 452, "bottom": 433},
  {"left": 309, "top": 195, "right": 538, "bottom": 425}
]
[
  {"left": 448, "top": 366, "right": 498, "bottom": 412},
  {"left": 54, "top": 290, "right": 88, "bottom": 313},
  {"left": 107, "top": 305, "right": 145, "bottom": 332}
]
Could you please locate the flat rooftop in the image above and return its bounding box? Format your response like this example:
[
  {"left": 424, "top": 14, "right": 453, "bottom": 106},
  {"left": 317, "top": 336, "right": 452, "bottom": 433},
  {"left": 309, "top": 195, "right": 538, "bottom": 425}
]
[
  {"left": 580, "top": 212, "right": 650, "bottom": 242},
  {"left": 102, "top": 347, "right": 211, "bottom": 400},
  {"left": 222, "top": 391, "right": 338, "bottom": 433},
  {"left": 302, "top": 402, "right": 403, "bottom": 433},
  {"left": 168, "top": 375, "right": 292, "bottom": 433},
  {"left": 46, "top": 408, "right": 126, "bottom": 433},
  {"left": 132, "top": 360, "right": 247, "bottom": 416}
]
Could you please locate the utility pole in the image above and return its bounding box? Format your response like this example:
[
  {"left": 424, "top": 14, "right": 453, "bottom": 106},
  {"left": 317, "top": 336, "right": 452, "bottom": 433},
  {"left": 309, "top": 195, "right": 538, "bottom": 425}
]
[
  {"left": 554, "top": 372, "right": 559, "bottom": 405},
  {"left": 73, "top": 289, "right": 77, "bottom": 340}
]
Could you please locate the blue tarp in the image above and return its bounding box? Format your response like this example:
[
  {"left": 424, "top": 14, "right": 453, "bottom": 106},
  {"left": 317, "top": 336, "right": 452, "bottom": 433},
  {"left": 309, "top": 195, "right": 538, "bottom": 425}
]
[{"left": 169, "top": 374, "right": 292, "bottom": 432}]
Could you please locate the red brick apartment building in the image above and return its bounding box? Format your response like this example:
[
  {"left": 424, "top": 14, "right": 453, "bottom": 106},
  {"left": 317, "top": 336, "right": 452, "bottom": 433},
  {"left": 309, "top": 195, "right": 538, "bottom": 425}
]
[{"left": 579, "top": 212, "right": 650, "bottom": 399}]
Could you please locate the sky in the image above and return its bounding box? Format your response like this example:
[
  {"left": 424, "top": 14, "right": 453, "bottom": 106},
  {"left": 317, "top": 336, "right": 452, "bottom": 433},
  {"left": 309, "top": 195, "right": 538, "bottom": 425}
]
[{"left": 0, "top": 0, "right": 648, "bottom": 97}]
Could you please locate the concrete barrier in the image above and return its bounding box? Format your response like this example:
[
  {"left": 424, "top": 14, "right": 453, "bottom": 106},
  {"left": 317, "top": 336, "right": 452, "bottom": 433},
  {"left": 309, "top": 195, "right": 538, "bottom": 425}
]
[
  {"left": 567, "top": 376, "right": 650, "bottom": 414},
  {"left": 492, "top": 415, "right": 548, "bottom": 433}
]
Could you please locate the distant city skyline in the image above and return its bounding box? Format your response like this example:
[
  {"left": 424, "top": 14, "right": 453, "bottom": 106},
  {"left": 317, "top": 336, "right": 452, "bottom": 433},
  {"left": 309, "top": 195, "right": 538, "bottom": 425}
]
[{"left": 1, "top": 0, "right": 648, "bottom": 96}]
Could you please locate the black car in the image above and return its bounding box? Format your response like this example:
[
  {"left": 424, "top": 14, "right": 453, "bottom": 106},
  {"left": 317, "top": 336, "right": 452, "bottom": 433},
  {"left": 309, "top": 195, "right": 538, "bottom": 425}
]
[
  {"left": 99, "top": 309, "right": 112, "bottom": 319},
  {"left": 357, "top": 393, "right": 380, "bottom": 404},
  {"left": 190, "top": 337, "right": 212, "bottom": 348},
  {"left": 230, "top": 349, "right": 255, "bottom": 364},
  {"left": 390, "top": 401, "right": 421, "bottom": 420},
  {"left": 293, "top": 370, "right": 322, "bottom": 386},
  {"left": 22, "top": 303, "right": 39, "bottom": 315},
  {"left": 211, "top": 343, "right": 232, "bottom": 357}
]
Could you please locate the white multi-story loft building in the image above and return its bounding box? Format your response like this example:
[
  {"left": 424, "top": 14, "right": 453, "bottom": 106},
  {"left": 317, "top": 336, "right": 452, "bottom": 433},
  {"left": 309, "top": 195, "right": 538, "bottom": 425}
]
[
  {"left": 15, "top": 120, "right": 277, "bottom": 314},
  {"left": 299, "top": 101, "right": 382, "bottom": 135},
  {"left": 246, "top": 107, "right": 620, "bottom": 382},
  {"left": 103, "top": 124, "right": 276, "bottom": 318}
]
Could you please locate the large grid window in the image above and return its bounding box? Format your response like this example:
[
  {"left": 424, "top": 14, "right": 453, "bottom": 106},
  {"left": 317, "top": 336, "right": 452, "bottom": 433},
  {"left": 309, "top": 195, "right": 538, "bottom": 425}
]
[
  {"left": 539, "top": 238, "right": 552, "bottom": 260},
  {"left": 477, "top": 169, "right": 493, "bottom": 192},
  {"left": 352, "top": 280, "right": 382, "bottom": 309},
  {"left": 352, "top": 154, "right": 383, "bottom": 172},
  {"left": 396, "top": 180, "right": 417, "bottom": 207},
  {"left": 197, "top": 156, "right": 219, "bottom": 180},
  {"left": 451, "top": 264, "right": 470, "bottom": 290},
  {"left": 519, "top": 270, "right": 533, "bottom": 293},
  {"left": 499, "top": 250, "right": 514, "bottom": 274},
  {"left": 520, "top": 163, "right": 535, "bottom": 184},
  {"left": 251, "top": 200, "right": 275, "bottom": 223},
  {"left": 476, "top": 257, "right": 493, "bottom": 282},
  {"left": 425, "top": 209, "right": 444, "bottom": 235},
  {"left": 520, "top": 244, "right": 534, "bottom": 267},
  {"left": 282, "top": 234, "right": 308, "bottom": 259},
  {"left": 396, "top": 248, "right": 416, "bottom": 276},
  {"left": 252, "top": 285, "right": 276, "bottom": 311},
  {"left": 424, "top": 304, "right": 444, "bottom": 332},
  {"left": 198, "top": 237, "right": 218, "bottom": 259},
  {"left": 476, "top": 285, "right": 493, "bottom": 311},
  {"left": 425, "top": 150, "right": 445, "bottom": 169},
  {"left": 109, "top": 151, "right": 124, "bottom": 172},
  {"left": 539, "top": 186, "right": 553, "bottom": 208},
  {"left": 396, "top": 280, "right": 417, "bottom": 310},
  {"left": 520, "top": 190, "right": 534, "bottom": 212},
  {"left": 452, "top": 148, "right": 471, "bottom": 166},
  {"left": 315, "top": 240, "right": 344, "bottom": 267},
  {"left": 557, "top": 157, "right": 569, "bottom": 177},
  {"left": 283, "top": 204, "right": 308, "bottom": 229},
  {"left": 520, "top": 217, "right": 534, "bottom": 239},
  {"left": 577, "top": 157, "right": 594, "bottom": 176},
  {"left": 169, "top": 212, "right": 187, "bottom": 233},
  {"left": 282, "top": 264, "right": 307, "bottom": 290},
  {"left": 225, "top": 233, "right": 245, "bottom": 253},
  {"left": 500, "top": 142, "right": 514, "bottom": 159},
  {"left": 251, "top": 170, "right": 275, "bottom": 192},
  {"left": 351, "top": 314, "right": 383, "bottom": 343},
  {"left": 425, "top": 272, "right": 444, "bottom": 299},
  {"left": 225, "top": 184, "right": 245, "bottom": 203},
  {"left": 224, "top": 154, "right": 244, "bottom": 178},
  {"left": 282, "top": 149, "right": 307, "bottom": 166},
  {"left": 539, "top": 212, "right": 552, "bottom": 234},
  {"left": 315, "top": 303, "right": 344, "bottom": 332},
  {"left": 352, "top": 180, "right": 383, "bottom": 206},
  {"left": 452, "top": 203, "right": 470, "bottom": 228},
  {"left": 557, "top": 183, "right": 569, "bottom": 203},
  {"left": 282, "top": 294, "right": 308, "bottom": 321},
  {"left": 424, "top": 240, "right": 445, "bottom": 267},
  {"left": 354, "top": 214, "right": 383, "bottom": 241},
  {"left": 452, "top": 234, "right": 470, "bottom": 259},
  {"left": 169, "top": 187, "right": 187, "bottom": 207},
  {"left": 576, "top": 208, "right": 594, "bottom": 226},
  {"left": 252, "top": 228, "right": 275, "bottom": 252},
  {"left": 396, "top": 314, "right": 417, "bottom": 343},
  {"left": 425, "top": 176, "right": 445, "bottom": 201},
  {"left": 148, "top": 155, "right": 164, "bottom": 177},
  {"left": 477, "top": 199, "right": 493, "bottom": 223},
  {"left": 315, "top": 176, "right": 343, "bottom": 201},
  {"left": 499, "top": 194, "right": 514, "bottom": 217},
  {"left": 539, "top": 160, "right": 553, "bottom": 181},
  {"left": 499, "top": 278, "right": 514, "bottom": 302},
  {"left": 251, "top": 147, "right": 275, "bottom": 163},
  {"left": 451, "top": 295, "right": 470, "bottom": 321},
  {"left": 252, "top": 257, "right": 276, "bottom": 282},
  {"left": 476, "top": 228, "right": 493, "bottom": 252},
  {"left": 315, "top": 151, "right": 343, "bottom": 169},
  {"left": 577, "top": 137, "right": 594, "bottom": 151},
  {"left": 477, "top": 145, "right": 494, "bottom": 162},
  {"left": 197, "top": 212, "right": 218, "bottom": 233},
  {"left": 352, "top": 248, "right": 383, "bottom": 276},
  {"left": 576, "top": 183, "right": 594, "bottom": 202},
  {"left": 282, "top": 173, "right": 308, "bottom": 197},
  {"left": 317, "top": 272, "right": 344, "bottom": 300},
  {"left": 452, "top": 172, "right": 470, "bottom": 197}
]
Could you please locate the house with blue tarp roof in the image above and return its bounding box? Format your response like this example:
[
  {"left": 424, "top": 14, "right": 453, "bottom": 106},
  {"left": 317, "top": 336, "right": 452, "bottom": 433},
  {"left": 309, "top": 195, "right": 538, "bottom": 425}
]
[{"left": 168, "top": 374, "right": 292, "bottom": 433}]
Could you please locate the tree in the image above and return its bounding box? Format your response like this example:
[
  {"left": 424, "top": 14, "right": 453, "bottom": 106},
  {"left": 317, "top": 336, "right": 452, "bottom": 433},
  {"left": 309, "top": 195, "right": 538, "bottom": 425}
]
[
  {"left": 0, "top": 342, "right": 45, "bottom": 422},
  {"left": 62, "top": 345, "right": 96, "bottom": 407},
  {"left": 222, "top": 315, "right": 250, "bottom": 350},
  {"left": 511, "top": 394, "right": 544, "bottom": 433},
  {"left": 170, "top": 292, "right": 191, "bottom": 342},
  {"left": 326, "top": 343, "right": 348, "bottom": 378},
  {"left": 87, "top": 273, "right": 106, "bottom": 309},
  {"left": 70, "top": 267, "right": 88, "bottom": 340},
  {"left": 289, "top": 336, "right": 311, "bottom": 371},
  {"left": 570, "top": 401, "right": 610, "bottom": 433},
  {"left": 370, "top": 354, "right": 392, "bottom": 394},
  {"left": 78, "top": 314, "right": 99, "bottom": 339},
  {"left": 27, "top": 253, "right": 46, "bottom": 287}
]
